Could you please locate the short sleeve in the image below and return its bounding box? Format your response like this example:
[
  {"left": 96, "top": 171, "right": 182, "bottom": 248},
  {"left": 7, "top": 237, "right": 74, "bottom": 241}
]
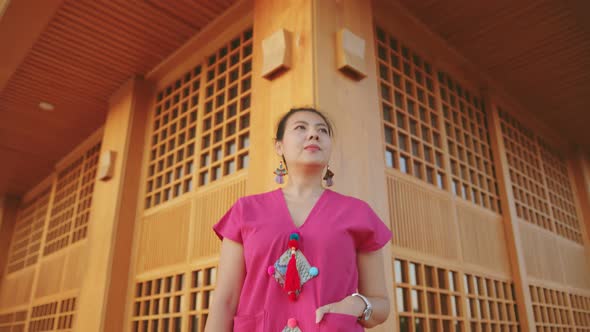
[
  {"left": 212, "top": 198, "right": 243, "bottom": 244},
  {"left": 353, "top": 202, "right": 393, "bottom": 252}
]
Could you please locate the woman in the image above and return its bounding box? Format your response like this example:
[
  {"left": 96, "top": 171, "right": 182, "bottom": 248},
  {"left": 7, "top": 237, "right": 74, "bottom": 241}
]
[{"left": 205, "top": 107, "right": 392, "bottom": 331}]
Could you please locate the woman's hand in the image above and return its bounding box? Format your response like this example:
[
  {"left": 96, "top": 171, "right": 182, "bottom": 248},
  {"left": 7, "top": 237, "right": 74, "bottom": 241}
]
[{"left": 315, "top": 295, "right": 366, "bottom": 323}]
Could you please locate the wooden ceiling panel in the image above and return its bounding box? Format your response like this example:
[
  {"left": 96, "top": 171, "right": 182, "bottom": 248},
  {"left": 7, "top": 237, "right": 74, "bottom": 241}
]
[
  {"left": 0, "top": 0, "right": 237, "bottom": 196},
  {"left": 398, "top": 0, "right": 590, "bottom": 150}
]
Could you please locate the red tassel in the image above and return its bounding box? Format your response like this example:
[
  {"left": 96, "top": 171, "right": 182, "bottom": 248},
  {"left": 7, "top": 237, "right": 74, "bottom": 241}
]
[{"left": 284, "top": 252, "right": 300, "bottom": 301}]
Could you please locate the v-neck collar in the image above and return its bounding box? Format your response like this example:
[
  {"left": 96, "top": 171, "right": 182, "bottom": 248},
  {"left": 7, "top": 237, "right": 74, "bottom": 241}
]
[{"left": 276, "top": 188, "right": 330, "bottom": 230}]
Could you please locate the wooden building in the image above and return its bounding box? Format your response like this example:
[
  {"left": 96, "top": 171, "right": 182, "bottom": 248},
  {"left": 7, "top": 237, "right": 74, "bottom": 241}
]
[{"left": 0, "top": 0, "right": 589, "bottom": 331}]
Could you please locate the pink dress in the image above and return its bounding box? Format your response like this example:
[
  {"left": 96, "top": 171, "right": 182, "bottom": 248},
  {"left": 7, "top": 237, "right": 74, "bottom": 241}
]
[{"left": 213, "top": 188, "right": 392, "bottom": 332}]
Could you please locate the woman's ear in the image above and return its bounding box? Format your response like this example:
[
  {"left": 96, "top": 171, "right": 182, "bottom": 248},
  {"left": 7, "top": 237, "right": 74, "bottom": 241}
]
[{"left": 275, "top": 140, "right": 283, "bottom": 156}]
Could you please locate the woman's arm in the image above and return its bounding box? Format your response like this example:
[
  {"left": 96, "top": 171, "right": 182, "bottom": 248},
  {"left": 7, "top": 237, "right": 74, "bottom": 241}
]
[
  {"left": 315, "top": 247, "right": 391, "bottom": 328},
  {"left": 204, "top": 238, "right": 246, "bottom": 332},
  {"left": 355, "top": 247, "right": 391, "bottom": 327}
]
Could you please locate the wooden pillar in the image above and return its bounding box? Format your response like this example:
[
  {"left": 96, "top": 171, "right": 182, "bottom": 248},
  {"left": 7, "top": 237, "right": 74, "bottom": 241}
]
[
  {"left": 0, "top": 195, "right": 20, "bottom": 279},
  {"left": 73, "top": 77, "right": 152, "bottom": 331},
  {"left": 248, "top": 0, "right": 315, "bottom": 194},
  {"left": 485, "top": 95, "right": 535, "bottom": 331},
  {"left": 313, "top": 1, "right": 394, "bottom": 330},
  {"left": 250, "top": 0, "right": 394, "bottom": 330}
]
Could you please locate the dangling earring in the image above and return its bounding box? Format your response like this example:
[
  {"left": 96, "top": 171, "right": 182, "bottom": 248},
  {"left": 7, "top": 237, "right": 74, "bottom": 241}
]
[
  {"left": 323, "top": 165, "right": 334, "bottom": 187},
  {"left": 274, "top": 161, "right": 287, "bottom": 184}
]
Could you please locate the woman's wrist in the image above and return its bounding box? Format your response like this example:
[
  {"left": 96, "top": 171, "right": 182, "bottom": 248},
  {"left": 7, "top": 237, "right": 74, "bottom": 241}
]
[{"left": 342, "top": 294, "right": 366, "bottom": 318}]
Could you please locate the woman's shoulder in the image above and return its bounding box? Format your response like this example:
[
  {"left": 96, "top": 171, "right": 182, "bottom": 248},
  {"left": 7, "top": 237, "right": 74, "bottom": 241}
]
[{"left": 328, "top": 189, "right": 372, "bottom": 209}]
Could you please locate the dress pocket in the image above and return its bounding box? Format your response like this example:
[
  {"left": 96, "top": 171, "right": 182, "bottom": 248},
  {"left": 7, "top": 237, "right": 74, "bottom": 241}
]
[
  {"left": 320, "top": 313, "right": 362, "bottom": 331},
  {"left": 233, "top": 310, "right": 266, "bottom": 332}
]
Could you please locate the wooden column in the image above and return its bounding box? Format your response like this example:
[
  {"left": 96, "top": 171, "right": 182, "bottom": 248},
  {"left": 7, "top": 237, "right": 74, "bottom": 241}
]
[
  {"left": 313, "top": 1, "right": 394, "bottom": 330},
  {"left": 73, "top": 77, "right": 152, "bottom": 331},
  {"left": 250, "top": 0, "right": 394, "bottom": 330},
  {"left": 0, "top": 195, "right": 19, "bottom": 279},
  {"left": 484, "top": 95, "right": 535, "bottom": 331},
  {"left": 248, "top": 0, "right": 315, "bottom": 194}
]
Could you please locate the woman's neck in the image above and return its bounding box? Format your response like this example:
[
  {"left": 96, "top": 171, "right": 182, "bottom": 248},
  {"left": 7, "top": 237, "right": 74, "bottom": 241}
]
[{"left": 282, "top": 171, "right": 325, "bottom": 198}]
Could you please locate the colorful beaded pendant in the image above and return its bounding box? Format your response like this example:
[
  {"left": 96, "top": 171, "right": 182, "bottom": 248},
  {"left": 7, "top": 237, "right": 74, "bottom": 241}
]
[
  {"left": 268, "top": 232, "right": 319, "bottom": 301},
  {"left": 282, "top": 318, "right": 302, "bottom": 332}
]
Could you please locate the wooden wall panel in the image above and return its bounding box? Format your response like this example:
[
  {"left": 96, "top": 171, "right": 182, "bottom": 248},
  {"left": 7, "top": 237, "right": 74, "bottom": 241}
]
[
  {"left": 61, "top": 243, "right": 88, "bottom": 291},
  {"left": 388, "top": 174, "right": 458, "bottom": 260},
  {"left": 457, "top": 203, "right": 510, "bottom": 276},
  {"left": 191, "top": 176, "right": 247, "bottom": 259},
  {"left": 35, "top": 253, "right": 66, "bottom": 299},
  {"left": 520, "top": 221, "right": 590, "bottom": 291},
  {"left": 559, "top": 241, "right": 590, "bottom": 291},
  {"left": 137, "top": 202, "right": 191, "bottom": 274},
  {"left": 0, "top": 268, "right": 34, "bottom": 308}
]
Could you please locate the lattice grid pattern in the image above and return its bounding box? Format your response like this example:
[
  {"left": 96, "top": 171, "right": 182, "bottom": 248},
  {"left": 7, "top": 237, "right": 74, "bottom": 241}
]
[
  {"left": 464, "top": 274, "right": 519, "bottom": 331},
  {"left": 144, "top": 28, "right": 252, "bottom": 209},
  {"left": 29, "top": 297, "right": 76, "bottom": 332},
  {"left": 394, "top": 259, "right": 465, "bottom": 331},
  {"left": 72, "top": 143, "right": 101, "bottom": 243},
  {"left": 188, "top": 266, "right": 217, "bottom": 332},
  {"left": 537, "top": 140, "right": 582, "bottom": 243},
  {"left": 570, "top": 294, "right": 590, "bottom": 331},
  {"left": 44, "top": 157, "right": 83, "bottom": 255},
  {"left": 132, "top": 273, "right": 184, "bottom": 332},
  {"left": 499, "top": 108, "right": 583, "bottom": 243},
  {"left": 5, "top": 188, "right": 50, "bottom": 273},
  {"left": 498, "top": 109, "right": 551, "bottom": 230},
  {"left": 145, "top": 65, "right": 202, "bottom": 209},
  {"left": 438, "top": 72, "right": 500, "bottom": 213},
  {"left": 198, "top": 29, "right": 252, "bottom": 187},
  {"left": 45, "top": 142, "right": 101, "bottom": 255},
  {"left": 530, "top": 286, "right": 574, "bottom": 331},
  {"left": 0, "top": 310, "right": 27, "bottom": 332},
  {"left": 5, "top": 201, "right": 35, "bottom": 274},
  {"left": 375, "top": 26, "right": 446, "bottom": 190}
]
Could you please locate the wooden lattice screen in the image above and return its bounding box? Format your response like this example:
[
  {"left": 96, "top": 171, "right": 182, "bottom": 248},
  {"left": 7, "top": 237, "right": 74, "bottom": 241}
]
[
  {"left": 376, "top": 27, "right": 446, "bottom": 191},
  {"left": 44, "top": 142, "right": 101, "bottom": 255},
  {"left": 394, "top": 258, "right": 521, "bottom": 332},
  {"left": 145, "top": 28, "right": 252, "bottom": 209},
  {"left": 438, "top": 72, "right": 500, "bottom": 213},
  {"left": 131, "top": 265, "right": 217, "bottom": 332},
  {"left": 394, "top": 259, "right": 466, "bottom": 331},
  {"left": 530, "top": 285, "right": 590, "bottom": 331},
  {"left": 5, "top": 188, "right": 51, "bottom": 274},
  {"left": 0, "top": 310, "right": 27, "bottom": 331},
  {"left": 498, "top": 109, "right": 582, "bottom": 243},
  {"left": 28, "top": 297, "right": 76, "bottom": 332},
  {"left": 375, "top": 25, "right": 501, "bottom": 214},
  {"left": 463, "top": 274, "right": 519, "bottom": 331}
]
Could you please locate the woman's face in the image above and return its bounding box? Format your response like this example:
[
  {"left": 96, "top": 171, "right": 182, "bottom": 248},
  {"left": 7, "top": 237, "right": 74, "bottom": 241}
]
[{"left": 276, "top": 111, "right": 332, "bottom": 169}]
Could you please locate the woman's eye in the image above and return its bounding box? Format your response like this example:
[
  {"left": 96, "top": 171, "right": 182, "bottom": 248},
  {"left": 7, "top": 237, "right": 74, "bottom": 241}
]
[
  {"left": 295, "top": 125, "right": 305, "bottom": 130},
  {"left": 319, "top": 128, "right": 328, "bottom": 134}
]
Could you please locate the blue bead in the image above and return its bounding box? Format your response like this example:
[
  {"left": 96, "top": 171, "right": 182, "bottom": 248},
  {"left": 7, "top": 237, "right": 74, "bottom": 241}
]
[
  {"left": 289, "top": 233, "right": 300, "bottom": 241},
  {"left": 309, "top": 267, "right": 319, "bottom": 276}
]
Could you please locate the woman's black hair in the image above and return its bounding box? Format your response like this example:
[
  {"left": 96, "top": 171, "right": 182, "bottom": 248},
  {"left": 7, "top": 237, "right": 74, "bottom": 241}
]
[{"left": 275, "top": 107, "right": 334, "bottom": 141}]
